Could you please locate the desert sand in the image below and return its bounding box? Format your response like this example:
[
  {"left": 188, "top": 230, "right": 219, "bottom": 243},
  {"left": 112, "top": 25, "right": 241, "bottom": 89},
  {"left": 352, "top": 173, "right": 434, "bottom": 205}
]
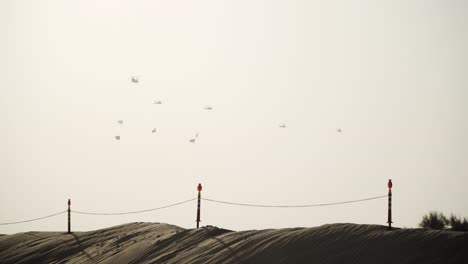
[{"left": 0, "top": 223, "right": 466, "bottom": 263}]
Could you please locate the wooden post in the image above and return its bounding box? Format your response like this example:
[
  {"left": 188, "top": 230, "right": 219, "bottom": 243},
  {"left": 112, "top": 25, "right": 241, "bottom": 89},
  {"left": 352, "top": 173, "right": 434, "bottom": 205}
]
[
  {"left": 387, "top": 180, "right": 392, "bottom": 230},
  {"left": 68, "top": 199, "right": 71, "bottom": 234},
  {"left": 196, "top": 184, "right": 202, "bottom": 228}
]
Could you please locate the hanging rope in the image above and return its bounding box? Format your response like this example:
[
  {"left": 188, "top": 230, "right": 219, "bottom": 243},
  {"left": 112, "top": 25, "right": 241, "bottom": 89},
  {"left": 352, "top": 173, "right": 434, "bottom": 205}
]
[
  {"left": 0, "top": 210, "right": 67, "bottom": 226},
  {"left": 72, "top": 198, "right": 196, "bottom": 216},
  {"left": 202, "top": 195, "right": 387, "bottom": 208},
  {"left": 0, "top": 195, "right": 388, "bottom": 226}
]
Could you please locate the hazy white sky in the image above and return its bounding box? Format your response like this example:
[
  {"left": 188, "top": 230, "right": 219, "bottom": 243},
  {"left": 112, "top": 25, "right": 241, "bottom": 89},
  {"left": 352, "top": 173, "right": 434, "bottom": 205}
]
[{"left": 1, "top": 0, "right": 467, "bottom": 234}]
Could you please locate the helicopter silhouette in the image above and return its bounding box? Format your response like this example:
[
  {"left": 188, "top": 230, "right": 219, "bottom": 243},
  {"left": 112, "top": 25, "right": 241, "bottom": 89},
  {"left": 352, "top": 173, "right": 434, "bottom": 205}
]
[
  {"left": 189, "top": 132, "right": 199, "bottom": 143},
  {"left": 131, "top": 76, "right": 140, "bottom": 83}
]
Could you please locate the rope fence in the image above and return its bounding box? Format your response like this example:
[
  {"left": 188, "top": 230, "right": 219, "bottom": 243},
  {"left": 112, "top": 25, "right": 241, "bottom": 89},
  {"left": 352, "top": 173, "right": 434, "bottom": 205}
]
[
  {"left": 201, "top": 195, "right": 388, "bottom": 208},
  {"left": 0, "top": 210, "right": 67, "bottom": 226},
  {"left": 0, "top": 180, "right": 395, "bottom": 231},
  {"left": 72, "top": 198, "right": 197, "bottom": 216}
]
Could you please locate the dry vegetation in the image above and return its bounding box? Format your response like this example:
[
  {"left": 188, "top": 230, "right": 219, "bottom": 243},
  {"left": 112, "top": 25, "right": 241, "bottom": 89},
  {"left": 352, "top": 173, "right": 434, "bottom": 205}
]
[{"left": 420, "top": 211, "right": 468, "bottom": 231}]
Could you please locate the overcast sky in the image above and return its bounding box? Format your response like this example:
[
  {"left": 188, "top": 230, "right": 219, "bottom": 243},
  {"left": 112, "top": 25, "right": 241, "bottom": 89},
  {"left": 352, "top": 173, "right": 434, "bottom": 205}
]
[{"left": 1, "top": 0, "right": 467, "bottom": 234}]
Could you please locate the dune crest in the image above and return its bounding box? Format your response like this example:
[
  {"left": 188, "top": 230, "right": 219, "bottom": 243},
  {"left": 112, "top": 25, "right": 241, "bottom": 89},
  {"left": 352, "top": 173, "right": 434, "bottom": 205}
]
[{"left": 0, "top": 223, "right": 466, "bottom": 263}]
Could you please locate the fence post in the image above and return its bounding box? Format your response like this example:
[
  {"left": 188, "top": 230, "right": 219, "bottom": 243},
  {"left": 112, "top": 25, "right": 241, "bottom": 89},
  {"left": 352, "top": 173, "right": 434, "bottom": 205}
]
[
  {"left": 387, "top": 179, "right": 392, "bottom": 230},
  {"left": 196, "top": 183, "right": 202, "bottom": 228},
  {"left": 68, "top": 199, "right": 71, "bottom": 234}
]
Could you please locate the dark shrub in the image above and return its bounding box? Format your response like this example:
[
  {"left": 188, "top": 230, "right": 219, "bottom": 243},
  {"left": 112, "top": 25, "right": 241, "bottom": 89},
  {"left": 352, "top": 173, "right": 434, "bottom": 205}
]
[
  {"left": 448, "top": 214, "right": 468, "bottom": 231},
  {"left": 419, "top": 211, "right": 448, "bottom": 230}
]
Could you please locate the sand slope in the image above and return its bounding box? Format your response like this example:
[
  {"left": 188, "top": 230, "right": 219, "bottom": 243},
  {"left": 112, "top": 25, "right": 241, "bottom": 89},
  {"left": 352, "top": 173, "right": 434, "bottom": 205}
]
[{"left": 0, "top": 223, "right": 466, "bottom": 264}]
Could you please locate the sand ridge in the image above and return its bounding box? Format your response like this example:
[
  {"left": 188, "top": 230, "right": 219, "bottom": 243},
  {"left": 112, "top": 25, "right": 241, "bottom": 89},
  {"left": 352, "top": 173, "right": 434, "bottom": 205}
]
[{"left": 0, "top": 223, "right": 466, "bottom": 263}]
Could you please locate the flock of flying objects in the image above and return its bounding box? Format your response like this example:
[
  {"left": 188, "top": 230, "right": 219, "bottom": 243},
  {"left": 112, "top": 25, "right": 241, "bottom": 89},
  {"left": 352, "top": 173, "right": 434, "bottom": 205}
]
[{"left": 115, "top": 75, "right": 342, "bottom": 142}]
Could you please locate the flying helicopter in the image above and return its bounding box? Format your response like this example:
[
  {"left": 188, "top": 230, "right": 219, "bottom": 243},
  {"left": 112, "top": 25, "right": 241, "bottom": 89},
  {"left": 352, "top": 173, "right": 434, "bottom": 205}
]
[
  {"left": 189, "top": 132, "right": 199, "bottom": 143},
  {"left": 131, "top": 76, "right": 140, "bottom": 83}
]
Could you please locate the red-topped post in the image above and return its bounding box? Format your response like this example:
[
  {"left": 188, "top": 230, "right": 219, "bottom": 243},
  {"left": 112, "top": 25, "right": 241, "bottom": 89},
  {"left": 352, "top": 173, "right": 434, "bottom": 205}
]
[
  {"left": 196, "top": 184, "right": 202, "bottom": 228},
  {"left": 387, "top": 180, "right": 393, "bottom": 230},
  {"left": 67, "top": 199, "right": 71, "bottom": 234}
]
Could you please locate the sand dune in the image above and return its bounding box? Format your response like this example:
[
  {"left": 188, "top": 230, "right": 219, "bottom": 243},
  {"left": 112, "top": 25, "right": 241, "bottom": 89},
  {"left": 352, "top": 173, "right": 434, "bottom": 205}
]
[{"left": 0, "top": 223, "right": 466, "bottom": 264}]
